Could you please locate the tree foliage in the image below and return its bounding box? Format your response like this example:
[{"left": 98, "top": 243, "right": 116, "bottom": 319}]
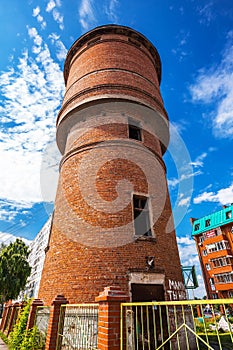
[{"left": 0, "top": 239, "right": 31, "bottom": 302}]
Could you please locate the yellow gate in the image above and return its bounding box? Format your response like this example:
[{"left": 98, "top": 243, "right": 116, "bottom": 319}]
[{"left": 120, "top": 299, "right": 233, "bottom": 350}]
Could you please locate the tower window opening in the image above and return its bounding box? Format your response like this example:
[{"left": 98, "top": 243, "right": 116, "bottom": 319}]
[
  {"left": 194, "top": 223, "right": 200, "bottom": 231},
  {"left": 133, "top": 195, "right": 152, "bottom": 237},
  {"left": 226, "top": 210, "right": 232, "bottom": 219},
  {"left": 129, "top": 124, "right": 142, "bottom": 141},
  {"left": 205, "top": 219, "right": 211, "bottom": 227}
]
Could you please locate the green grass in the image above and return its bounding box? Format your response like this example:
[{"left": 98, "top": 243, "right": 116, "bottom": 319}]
[{"left": 0, "top": 331, "right": 9, "bottom": 347}]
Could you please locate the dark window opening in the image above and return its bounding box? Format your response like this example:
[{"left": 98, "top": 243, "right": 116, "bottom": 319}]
[
  {"left": 133, "top": 195, "right": 152, "bottom": 236},
  {"left": 205, "top": 219, "right": 211, "bottom": 227},
  {"left": 129, "top": 124, "right": 142, "bottom": 141},
  {"left": 226, "top": 210, "right": 232, "bottom": 219},
  {"left": 194, "top": 223, "right": 200, "bottom": 231}
]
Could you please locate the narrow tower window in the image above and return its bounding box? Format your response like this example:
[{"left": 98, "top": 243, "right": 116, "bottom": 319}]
[
  {"left": 129, "top": 124, "right": 142, "bottom": 141},
  {"left": 133, "top": 195, "right": 152, "bottom": 237}
]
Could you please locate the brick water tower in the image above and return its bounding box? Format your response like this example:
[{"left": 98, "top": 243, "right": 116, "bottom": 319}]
[{"left": 39, "top": 25, "right": 185, "bottom": 304}]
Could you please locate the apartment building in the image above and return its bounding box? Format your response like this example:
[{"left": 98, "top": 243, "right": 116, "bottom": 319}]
[
  {"left": 191, "top": 204, "right": 233, "bottom": 299},
  {"left": 23, "top": 216, "right": 52, "bottom": 299}
]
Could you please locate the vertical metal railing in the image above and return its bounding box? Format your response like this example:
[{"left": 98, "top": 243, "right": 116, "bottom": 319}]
[
  {"left": 57, "top": 303, "right": 98, "bottom": 350},
  {"left": 121, "top": 299, "right": 233, "bottom": 350}
]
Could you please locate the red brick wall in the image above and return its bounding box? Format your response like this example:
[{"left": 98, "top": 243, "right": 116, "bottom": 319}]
[
  {"left": 57, "top": 26, "right": 168, "bottom": 129},
  {"left": 39, "top": 25, "right": 184, "bottom": 305}
]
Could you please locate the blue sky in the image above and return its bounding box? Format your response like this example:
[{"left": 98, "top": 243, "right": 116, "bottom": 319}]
[{"left": 0, "top": 0, "right": 232, "bottom": 297}]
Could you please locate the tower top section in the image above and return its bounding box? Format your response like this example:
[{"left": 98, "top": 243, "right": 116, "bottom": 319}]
[
  {"left": 64, "top": 24, "right": 162, "bottom": 85},
  {"left": 57, "top": 24, "right": 169, "bottom": 154}
]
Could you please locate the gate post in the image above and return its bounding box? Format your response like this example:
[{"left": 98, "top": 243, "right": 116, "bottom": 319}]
[
  {"left": 0, "top": 303, "right": 9, "bottom": 331},
  {"left": 96, "top": 286, "right": 129, "bottom": 350},
  {"left": 45, "top": 295, "right": 68, "bottom": 350},
  {"left": 26, "top": 298, "right": 44, "bottom": 330},
  {"left": 1, "top": 303, "right": 12, "bottom": 333},
  {"left": 6, "top": 302, "right": 20, "bottom": 336}
]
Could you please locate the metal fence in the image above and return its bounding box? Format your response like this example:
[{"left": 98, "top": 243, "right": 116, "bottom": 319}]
[
  {"left": 121, "top": 299, "right": 233, "bottom": 350},
  {"left": 35, "top": 306, "right": 51, "bottom": 337},
  {"left": 57, "top": 304, "right": 98, "bottom": 350}
]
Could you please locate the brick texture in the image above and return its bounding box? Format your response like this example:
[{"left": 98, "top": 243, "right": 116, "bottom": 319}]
[
  {"left": 96, "top": 286, "right": 129, "bottom": 350},
  {"left": 39, "top": 25, "right": 184, "bottom": 305}
]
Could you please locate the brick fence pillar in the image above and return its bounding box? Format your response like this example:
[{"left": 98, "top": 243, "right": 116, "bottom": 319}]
[
  {"left": 6, "top": 302, "right": 20, "bottom": 336},
  {"left": 45, "top": 295, "right": 69, "bottom": 350},
  {"left": 1, "top": 303, "right": 12, "bottom": 333},
  {"left": 95, "top": 286, "right": 129, "bottom": 350},
  {"left": 26, "top": 298, "right": 44, "bottom": 330},
  {"left": 0, "top": 303, "right": 8, "bottom": 331}
]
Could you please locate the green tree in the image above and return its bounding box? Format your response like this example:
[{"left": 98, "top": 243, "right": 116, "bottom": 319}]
[{"left": 0, "top": 239, "right": 31, "bottom": 303}]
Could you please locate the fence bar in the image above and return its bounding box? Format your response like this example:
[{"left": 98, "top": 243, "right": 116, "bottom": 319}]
[{"left": 121, "top": 299, "right": 233, "bottom": 350}]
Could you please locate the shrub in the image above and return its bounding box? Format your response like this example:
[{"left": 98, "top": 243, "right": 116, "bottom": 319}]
[
  {"left": 9, "top": 300, "right": 31, "bottom": 350},
  {"left": 0, "top": 330, "right": 9, "bottom": 345},
  {"left": 21, "top": 326, "right": 45, "bottom": 350},
  {"left": 8, "top": 299, "right": 45, "bottom": 350}
]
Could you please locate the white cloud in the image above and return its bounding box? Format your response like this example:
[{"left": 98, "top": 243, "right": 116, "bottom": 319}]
[
  {"left": 190, "top": 152, "right": 207, "bottom": 168},
  {"left": 32, "top": 7, "right": 47, "bottom": 30},
  {"left": 178, "top": 196, "right": 191, "bottom": 207},
  {"left": 52, "top": 9, "right": 64, "bottom": 30},
  {"left": 190, "top": 38, "right": 233, "bottom": 138},
  {"left": 46, "top": 0, "right": 56, "bottom": 12},
  {"left": 0, "top": 232, "right": 31, "bottom": 246},
  {"left": 193, "top": 184, "right": 233, "bottom": 205},
  {"left": 46, "top": 0, "right": 64, "bottom": 30},
  {"left": 79, "top": 0, "right": 96, "bottom": 31},
  {"left": 48, "top": 33, "right": 67, "bottom": 61},
  {"left": 168, "top": 170, "right": 202, "bottom": 188},
  {"left": 197, "top": 2, "right": 215, "bottom": 25},
  {"left": 0, "top": 26, "right": 64, "bottom": 215},
  {"left": 33, "top": 6, "right": 40, "bottom": 17},
  {"left": 55, "top": 0, "right": 62, "bottom": 7},
  {"left": 0, "top": 200, "right": 32, "bottom": 222},
  {"left": 172, "top": 30, "right": 190, "bottom": 61},
  {"left": 104, "top": 0, "right": 119, "bottom": 22}
]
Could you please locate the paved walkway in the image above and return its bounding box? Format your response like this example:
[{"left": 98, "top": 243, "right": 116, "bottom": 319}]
[{"left": 0, "top": 338, "right": 8, "bottom": 349}]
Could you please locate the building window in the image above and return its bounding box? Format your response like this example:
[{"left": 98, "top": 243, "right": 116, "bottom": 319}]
[
  {"left": 229, "top": 291, "right": 233, "bottom": 298},
  {"left": 226, "top": 211, "right": 232, "bottom": 219},
  {"left": 129, "top": 124, "right": 142, "bottom": 141},
  {"left": 212, "top": 293, "right": 218, "bottom": 299},
  {"left": 211, "top": 257, "right": 232, "bottom": 267},
  {"left": 206, "top": 263, "right": 211, "bottom": 270},
  {"left": 194, "top": 223, "right": 200, "bottom": 231},
  {"left": 133, "top": 195, "right": 152, "bottom": 237},
  {"left": 207, "top": 241, "right": 230, "bottom": 253},
  {"left": 215, "top": 273, "right": 233, "bottom": 283},
  {"left": 202, "top": 249, "right": 208, "bottom": 256},
  {"left": 200, "top": 236, "right": 204, "bottom": 243},
  {"left": 205, "top": 219, "right": 211, "bottom": 227}
]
